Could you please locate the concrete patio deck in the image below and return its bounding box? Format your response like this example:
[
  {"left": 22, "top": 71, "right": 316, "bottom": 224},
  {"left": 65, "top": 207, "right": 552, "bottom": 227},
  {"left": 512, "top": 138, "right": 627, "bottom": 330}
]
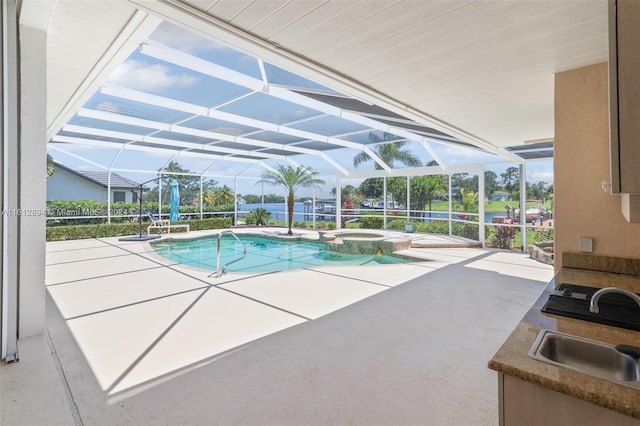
[{"left": 2, "top": 230, "right": 553, "bottom": 425}]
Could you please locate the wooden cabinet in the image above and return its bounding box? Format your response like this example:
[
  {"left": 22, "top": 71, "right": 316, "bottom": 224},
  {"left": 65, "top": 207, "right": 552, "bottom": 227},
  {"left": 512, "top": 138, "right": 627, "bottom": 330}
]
[
  {"left": 609, "top": 0, "right": 640, "bottom": 194},
  {"left": 498, "top": 374, "right": 640, "bottom": 426}
]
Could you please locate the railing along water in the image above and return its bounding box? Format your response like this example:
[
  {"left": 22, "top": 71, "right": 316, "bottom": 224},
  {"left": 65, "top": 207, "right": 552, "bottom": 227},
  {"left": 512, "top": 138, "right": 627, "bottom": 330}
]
[{"left": 211, "top": 230, "right": 247, "bottom": 278}]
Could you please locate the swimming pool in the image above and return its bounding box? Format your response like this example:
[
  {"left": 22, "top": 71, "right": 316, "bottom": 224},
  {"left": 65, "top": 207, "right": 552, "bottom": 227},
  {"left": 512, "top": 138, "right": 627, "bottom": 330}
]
[{"left": 152, "top": 234, "right": 417, "bottom": 273}]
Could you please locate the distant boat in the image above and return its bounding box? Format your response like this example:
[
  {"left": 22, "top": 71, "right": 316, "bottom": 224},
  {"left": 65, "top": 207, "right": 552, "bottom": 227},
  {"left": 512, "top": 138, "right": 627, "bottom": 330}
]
[
  {"left": 236, "top": 196, "right": 246, "bottom": 205},
  {"left": 514, "top": 206, "right": 546, "bottom": 222},
  {"left": 303, "top": 199, "right": 335, "bottom": 216}
]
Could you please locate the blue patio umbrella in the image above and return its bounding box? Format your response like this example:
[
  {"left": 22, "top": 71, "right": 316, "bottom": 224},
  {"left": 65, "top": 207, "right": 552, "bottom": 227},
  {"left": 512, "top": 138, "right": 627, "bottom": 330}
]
[{"left": 169, "top": 179, "right": 180, "bottom": 222}]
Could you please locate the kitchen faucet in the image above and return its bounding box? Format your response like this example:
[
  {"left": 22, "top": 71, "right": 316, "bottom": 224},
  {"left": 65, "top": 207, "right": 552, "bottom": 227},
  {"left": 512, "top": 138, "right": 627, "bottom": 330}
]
[{"left": 589, "top": 287, "right": 640, "bottom": 313}]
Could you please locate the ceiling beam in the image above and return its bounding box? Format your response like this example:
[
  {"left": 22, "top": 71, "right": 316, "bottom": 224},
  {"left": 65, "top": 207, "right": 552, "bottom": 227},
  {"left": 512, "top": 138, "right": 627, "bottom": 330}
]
[
  {"left": 61, "top": 124, "right": 291, "bottom": 161},
  {"left": 139, "top": 40, "right": 452, "bottom": 167},
  {"left": 75, "top": 108, "right": 351, "bottom": 175}
]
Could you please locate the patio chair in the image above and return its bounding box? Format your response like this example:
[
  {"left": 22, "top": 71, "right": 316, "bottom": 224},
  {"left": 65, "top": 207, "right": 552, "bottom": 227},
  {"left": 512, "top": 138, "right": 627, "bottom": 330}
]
[{"left": 147, "top": 212, "right": 190, "bottom": 235}]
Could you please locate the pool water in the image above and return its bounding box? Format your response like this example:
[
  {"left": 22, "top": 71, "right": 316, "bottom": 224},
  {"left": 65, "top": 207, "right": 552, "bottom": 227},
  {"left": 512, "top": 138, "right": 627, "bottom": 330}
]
[{"left": 152, "top": 235, "right": 416, "bottom": 273}]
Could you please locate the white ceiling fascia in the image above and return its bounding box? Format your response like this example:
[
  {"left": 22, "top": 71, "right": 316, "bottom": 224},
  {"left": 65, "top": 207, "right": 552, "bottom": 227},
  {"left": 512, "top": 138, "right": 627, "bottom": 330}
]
[
  {"left": 126, "top": 0, "right": 514, "bottom": 161},
  {"left": 46, "top": 10, "right": 162, "bottom": 140},
  {"left": 19, "top": 0, "right": 56, "bottom": 30}
]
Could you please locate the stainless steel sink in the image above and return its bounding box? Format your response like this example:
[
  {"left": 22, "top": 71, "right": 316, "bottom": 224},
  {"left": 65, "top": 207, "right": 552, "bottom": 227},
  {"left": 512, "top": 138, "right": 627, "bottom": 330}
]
[{"left": 529, "top": 329, "right": 640, "bottom": 389}]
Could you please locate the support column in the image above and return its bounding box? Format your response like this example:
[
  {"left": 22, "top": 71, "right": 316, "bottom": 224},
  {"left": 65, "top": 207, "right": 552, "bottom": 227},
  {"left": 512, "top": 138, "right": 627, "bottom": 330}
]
[
  {"left": 520, "top": 163, "right": 527, "bottom": 251},
  {"left": 448, "top": 174, "right": 453, "bottom": 236},
  {"left": 312, "top": 187, "right": 316, "bottom": 229},
  {"left": 2, "top": 0, "right": 19, "bottom": 361},
  {"left": 17, "top": 12, "right": 47, "bottom": 340},
  {"left": 406, "top": 176, "right": 410, "bottom": 221},
  {"left": 479, "top": 170, "right": 486, "bottom": 246},
  {"left": 383, "top": 176, "right": 387, "bottom": 230},
  {"left": 107, "top": 170, "right": 112, "bottom": 223},
  {"left": 199, "top": 176, "right": 203, "bottom": 219},
  {"left": 158, "top": 173, "right": 162, "bottom": 218},
  {"left": 234, "top": 177, "right": 238, "bottom": 226},
  {"left": 335, "top": 176, "right": 341, "bottom": 229}
]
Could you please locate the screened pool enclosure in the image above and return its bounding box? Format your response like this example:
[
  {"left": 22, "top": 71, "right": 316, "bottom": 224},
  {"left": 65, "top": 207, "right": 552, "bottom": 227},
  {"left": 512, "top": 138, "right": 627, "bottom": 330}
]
[{"left": 47, "top": 21, "right": 553, "bottom": 249}]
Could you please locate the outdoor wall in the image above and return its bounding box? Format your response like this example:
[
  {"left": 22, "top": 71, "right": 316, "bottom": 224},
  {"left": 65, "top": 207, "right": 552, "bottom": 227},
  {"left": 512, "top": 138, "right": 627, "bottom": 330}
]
[
  {"left": 554, "top": 62, "right": 640, "bottom": 270},
  {"left": 47, "top": 168, "right": 108, "bottom": 202}
]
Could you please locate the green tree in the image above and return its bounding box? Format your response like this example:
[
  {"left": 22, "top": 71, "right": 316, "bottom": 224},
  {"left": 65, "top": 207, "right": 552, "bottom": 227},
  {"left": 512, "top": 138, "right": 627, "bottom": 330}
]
[
  {"left": 331, "top": 184, "right": 356, "bottom": 206},
  {"left": 410, "top": 175, "right": 447, "bottom": 216},
  {"left": 501, "top": 166, "right": 520, "bottom": 194},
  {"left": 47, "top": 154, "right": 55, "bottom": 178},
  {"left": 358, "top": 178, "right": 384, "bottom": 199},
  {"left": 353, "top": 132, "right": 421, "bottom": 169},
  {"left": 258, "top": 165, "right": 325, "bottom": 236},
  {"left": 143, "top": 162, "right": 217, "bottom": 205},
  {"left": 459, "top": 188, "right": 479, "bottom": 213},
  {"left": 452, "top": 173, "right": 478, "bottom": 194},
  {"left": 485, "top": 170, "right": 498, "bottom": 200},
  {"left": 386, "top": 177, "right": 406, "bottom": 208}
]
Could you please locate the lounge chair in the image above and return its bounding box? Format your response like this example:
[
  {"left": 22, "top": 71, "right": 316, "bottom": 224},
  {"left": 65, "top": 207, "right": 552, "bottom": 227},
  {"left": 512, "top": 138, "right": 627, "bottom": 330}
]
[{"left": 147, "top": 212, "right": 189, "bottom": 235}]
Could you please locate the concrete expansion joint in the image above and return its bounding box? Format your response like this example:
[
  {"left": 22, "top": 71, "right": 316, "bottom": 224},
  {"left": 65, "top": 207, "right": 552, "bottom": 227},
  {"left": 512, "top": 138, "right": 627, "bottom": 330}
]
[{"left": 46, "top": 326, "right": 83, "bottom": 426}]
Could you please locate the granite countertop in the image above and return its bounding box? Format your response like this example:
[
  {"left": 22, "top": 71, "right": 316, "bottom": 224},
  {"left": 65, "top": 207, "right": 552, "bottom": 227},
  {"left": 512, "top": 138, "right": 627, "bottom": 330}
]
[{"left": 488, "top": 254, "right": 640, "bottom": 419}]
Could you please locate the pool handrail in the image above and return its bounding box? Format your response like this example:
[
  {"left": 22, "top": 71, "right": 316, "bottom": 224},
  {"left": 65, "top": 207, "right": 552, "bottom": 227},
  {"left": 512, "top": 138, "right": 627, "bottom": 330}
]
[{"left": 212, "top": 230, "right": 247, "bottom": 278}]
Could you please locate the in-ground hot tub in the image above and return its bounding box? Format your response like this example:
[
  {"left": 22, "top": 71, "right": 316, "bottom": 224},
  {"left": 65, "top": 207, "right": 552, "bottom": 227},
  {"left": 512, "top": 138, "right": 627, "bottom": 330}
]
[{"left": 321, "top": 231, "right": 410, "bottom": 255}]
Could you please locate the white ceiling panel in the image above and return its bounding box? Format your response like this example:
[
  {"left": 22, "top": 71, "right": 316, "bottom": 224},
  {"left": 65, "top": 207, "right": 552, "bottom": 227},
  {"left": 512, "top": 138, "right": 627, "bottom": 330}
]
[{"left": 249, "top": 1, "right": 329, "bottom": 38}]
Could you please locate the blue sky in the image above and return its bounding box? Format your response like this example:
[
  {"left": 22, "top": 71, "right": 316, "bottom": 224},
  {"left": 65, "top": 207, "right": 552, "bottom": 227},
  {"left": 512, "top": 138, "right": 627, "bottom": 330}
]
[{"left": 49, "top": 21, "right": 553, "bottom": 198}]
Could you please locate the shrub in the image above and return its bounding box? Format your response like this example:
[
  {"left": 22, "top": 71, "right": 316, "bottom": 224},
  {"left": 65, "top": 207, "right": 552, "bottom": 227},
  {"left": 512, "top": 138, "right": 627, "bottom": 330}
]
[
  {"left": 251, "top": 208, "right": 271, "bottom": 226},
  {"left": 244, "top": 211, "right": 256, "bottom": 225},
  {"left": 46, "top": 200, "right": 234, "bottom": 226},
  {"left": 386, "top": 219, "right": 406, "bottom": 230},
  {"left": 46, "top": 217, "right": 231, "bottom": 241},
  {"left": 452, "top": 222, "right": 479, "bottom": 240},
  {"left": 361, "top": 215, "right": 384, "bottom": 229},
  {"left": 491, "top": 225, "right": 518, "bottom": 249},
  {"left": 414, "top": 220, "right": 449, "bottom": 234},
  {"left": 326, "top": 222, "right": 336, "bottom": 230},
  {"left": 534, "top": 228, "right": 554, "bottom": 243}
]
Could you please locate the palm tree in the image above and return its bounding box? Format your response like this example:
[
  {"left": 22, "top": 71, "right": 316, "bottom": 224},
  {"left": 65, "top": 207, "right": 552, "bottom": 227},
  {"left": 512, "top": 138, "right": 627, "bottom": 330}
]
[
  {"left": 258, "top": 165, "right": 325, "bottom": 236},
  {"left": 213, "top": 185, "right": 235, "bottom": 206},
  {"left": 353, "top": 132, "right": 422, "bottom": 169},
  {"left": 203, "top": 191, "right": 216, "bottom": 206}
]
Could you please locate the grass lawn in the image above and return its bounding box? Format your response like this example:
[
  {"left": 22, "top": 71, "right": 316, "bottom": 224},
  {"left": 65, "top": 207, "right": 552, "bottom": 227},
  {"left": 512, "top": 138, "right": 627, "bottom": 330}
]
[{"left": 429, "top": 200, "right": 552, "bottom": 214}]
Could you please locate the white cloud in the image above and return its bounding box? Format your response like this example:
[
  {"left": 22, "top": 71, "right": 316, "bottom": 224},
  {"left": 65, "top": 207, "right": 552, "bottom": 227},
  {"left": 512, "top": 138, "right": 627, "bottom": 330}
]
[
  {"left": 107, "top": 60, "right": 199, "bottom": 92},
  {"left": 95, "top": 101, "right": 120, "bottom": 113},
  {"left": 530, "top": 171, "right": 554, "bottom": 183}
]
